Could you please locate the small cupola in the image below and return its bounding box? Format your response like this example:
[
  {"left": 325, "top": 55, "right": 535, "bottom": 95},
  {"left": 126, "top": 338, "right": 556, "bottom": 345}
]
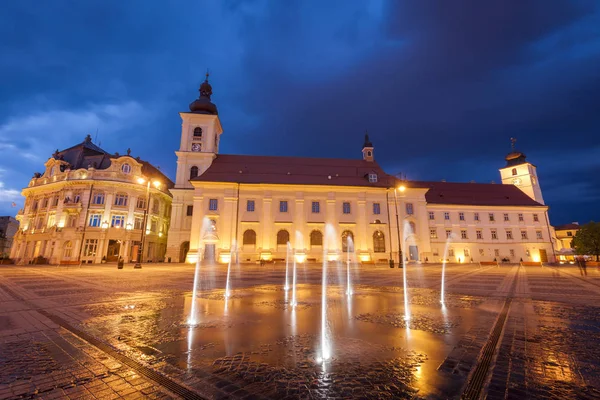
[
  {"left": 362, "top": 132, "right": 374, "bottom": 162},
  {"left": 189, "top": 72, "right": 219, "bottom": 115}
]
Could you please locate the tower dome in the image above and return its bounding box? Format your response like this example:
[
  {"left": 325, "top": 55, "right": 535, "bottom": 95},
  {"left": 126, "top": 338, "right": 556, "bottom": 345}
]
[
  {"left": 504, "top": 138, "right": 526, "bottom": 167},
  {"left": 189, "top": 73, "right": 218, "bottom": 115}
]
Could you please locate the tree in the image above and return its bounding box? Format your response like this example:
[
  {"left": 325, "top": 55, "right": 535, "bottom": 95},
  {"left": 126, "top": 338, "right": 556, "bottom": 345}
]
[{"left": 572, "top": 221, "right": 600, "bottom": 261}]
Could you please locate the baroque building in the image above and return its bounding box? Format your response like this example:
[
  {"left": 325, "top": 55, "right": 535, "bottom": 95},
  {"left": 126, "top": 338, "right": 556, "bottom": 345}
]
[
  {"left": 11, "top": 136, "right": 173, "bottom": 264},
  {"left": 166, "top": 79, "right": 556, "bottom": 265}
]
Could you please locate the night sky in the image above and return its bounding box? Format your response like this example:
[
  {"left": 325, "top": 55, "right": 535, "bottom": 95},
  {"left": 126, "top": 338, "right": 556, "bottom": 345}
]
[{"left": 1, "top": 1, "right": 599, "bottom": 225}]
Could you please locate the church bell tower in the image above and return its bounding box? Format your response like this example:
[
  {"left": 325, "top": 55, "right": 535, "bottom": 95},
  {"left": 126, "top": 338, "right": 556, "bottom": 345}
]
[
  {"left": 499, "top": 138, "right": 545, "bottom": 204},
  {"left": 174, "top": 73, "right": 223, "bottom": 188}
]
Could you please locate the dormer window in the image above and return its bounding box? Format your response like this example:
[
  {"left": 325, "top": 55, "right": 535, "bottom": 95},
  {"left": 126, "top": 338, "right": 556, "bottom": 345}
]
[
  {"left": 194, "top": 127, "right": 202, "bottom": 137},
  {"left": 50, "top": 166, "right": 56, "bottom": 176},
  {"left": 122, "top": 163, "right": 131, "bottom": 174},
  {"left": 368, "top": 173, "right": 378, "bottom": 183}
]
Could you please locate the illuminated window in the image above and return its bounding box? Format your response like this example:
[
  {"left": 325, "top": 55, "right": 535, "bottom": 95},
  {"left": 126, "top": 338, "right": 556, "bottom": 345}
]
[
  {"left": 63, "top": 241, "right": 73, "bottom": 258},
  {"left": 83, "top": 239, "right": 98, "bottom": 257},
  {"left": 341, "top": 230, "right": 354, "bottom": 252},
  {"left": 208, "top": 199, "right": 218, "bottom": 211},
  {"left": 92, "top": 192, "right": 105, "bottom": 205},
  {"left": 136, "top": 197, "right": 146, "bottom": 209},
  {"left": 310, "top": 230, "right": 323, "bottom": 246},
  {"left": 243, "top": 230, "right": 256, "bottom": 245},
  {"left": 430, "top": 229, "right": 437, "bottom": 239},
  {"left": 373, "top": 231, "right": 385, "bottom": 253},
  {"left": 134, "top": 216, "right": 144, "bottom": 229},
  {"left": 247, "top": 200, "right": 255, "bottom": 212},
  {"left": 114, "top": 193, "right": 128, "bottom": 207},
  {"left": 89, "top": 214, "right": 102, "bottom": 227},
  {"left": 277, "top": 230, "right": 289, "bottom": 245},
  {"left": 111, "top": 215, "right": 125, "bottom": 228}
]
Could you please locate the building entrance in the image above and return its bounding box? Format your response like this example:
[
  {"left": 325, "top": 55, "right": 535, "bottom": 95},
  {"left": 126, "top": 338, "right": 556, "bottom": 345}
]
[
  {"left": 409, "top": 245, "right": 419, "bottom": 261},
  {"left": 106, "top": 240, "right": 121, "bottom": 262},
  {"left": 539, "top": 249, "right": 548, "bottom": 263}
]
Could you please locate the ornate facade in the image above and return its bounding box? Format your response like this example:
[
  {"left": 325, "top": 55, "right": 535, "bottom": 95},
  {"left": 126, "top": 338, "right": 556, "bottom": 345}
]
[
  {"left": 166, "top": 80, "right": 556, "bottom": 265},
  {"left": 11, "top": 136, "right": 173, "bottom": 265}
]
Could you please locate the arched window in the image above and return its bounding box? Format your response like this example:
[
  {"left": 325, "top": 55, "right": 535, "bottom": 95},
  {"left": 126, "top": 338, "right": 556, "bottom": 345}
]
[
  {"left": 373, "top": 231, "right": 385, "bottom": 253},
  {"left": 276, "top": 230, "right": 289, "bottom": 245},
  {"left": 63, "top": 241, "right": 73, "bottom": 258},
  {"left": 193, "top": 127, "right": 202, "bottom": 137},
  {"left": 342, "top": 230, "right": 354, "bottom": 252},
  {"left": 310, "top": 230, "right": 323, "bottom": 246},
  {"left": 243, "top": 229, "right": 256, "bottom": 245},
  {"left": 121, "top": 163, "right": 131, "bottom": 174},
  {"left": 190, "top": 166, "right": 199, "bottom": 179},
  {"left": 408, "top": 221, "right": 416, "bottom": 235},
  {"left": 511, "top": 168, "right": 517, "bottom": 176}
]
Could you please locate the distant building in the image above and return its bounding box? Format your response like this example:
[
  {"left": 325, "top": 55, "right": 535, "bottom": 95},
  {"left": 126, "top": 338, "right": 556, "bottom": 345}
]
[
  {"left": 11, "top": 136, "right": 173, "bottom": 264},
  {"left": 166, "top": 78, "right": 556, "bottom": 264},
  {"left": 0, "top": 216, "right": 19, "bottom": 257},
  {"left": 554, "top": 222, "right": 580, "bottom": 262}
]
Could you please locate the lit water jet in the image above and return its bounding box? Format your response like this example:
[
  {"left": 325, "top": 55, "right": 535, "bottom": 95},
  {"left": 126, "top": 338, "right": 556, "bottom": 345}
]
[
  {"left": 402, "top": 221, "right": 413, "bottom": 322},
  {"left": 284, "top": 242, "right": 291, "bottom": 291},
  {"left": 345, "top": 237, "right": 353, "bottom": 296},
  {"left": 441, "top": 233, "right": 455, "bottom": 304},
  {"left": 291, "top": 255, "right": 298, "bottom": 307},
  {"left": 320, "top": 224, "right": 335, "bottom": 363},
  {"left": 224, "top": 240, "right": 237, "bottom": 299},
  {"left": 187, "top": 217, "right": 212, "bottom": 325}
]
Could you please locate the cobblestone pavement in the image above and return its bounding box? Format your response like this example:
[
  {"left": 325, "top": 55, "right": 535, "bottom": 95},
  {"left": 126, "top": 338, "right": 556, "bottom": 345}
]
[{"left": 1, "top": 262, "right": 600, "bottom": 399}]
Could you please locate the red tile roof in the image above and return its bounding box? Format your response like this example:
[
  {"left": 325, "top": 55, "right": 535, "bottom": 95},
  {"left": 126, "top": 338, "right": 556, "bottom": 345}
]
[
  {"left": 554, "top": 223, "right": 580, "bottom": 230},
  {"left": 407, "top": 180, "right": 545, "bottom": 207},
  {"left": 192, "top": 154, "right": 393, "bottom": 188}
]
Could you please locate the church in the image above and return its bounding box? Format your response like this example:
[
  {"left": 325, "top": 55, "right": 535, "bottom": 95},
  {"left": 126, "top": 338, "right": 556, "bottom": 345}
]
[{"left": 165, "top": 77, "right": 555, "bottom": 265}]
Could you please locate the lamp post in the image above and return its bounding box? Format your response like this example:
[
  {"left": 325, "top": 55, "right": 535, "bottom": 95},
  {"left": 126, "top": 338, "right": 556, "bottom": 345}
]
[
  {"left": 393, "top": 185, "right": 406, "bottom": 267},
  {"left": 135, "top": 178, "right": 161, "bottom": 269}
]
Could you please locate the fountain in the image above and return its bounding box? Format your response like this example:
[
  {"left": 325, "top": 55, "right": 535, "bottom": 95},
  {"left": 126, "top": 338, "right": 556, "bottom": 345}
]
[
  {"left": 440, "top": 233, "right": 455, "bottom": 304},
  {"left": 284, "top": 242, "right": 291, "bottom": 291},
  {"left": 345, "top": 237, "right": 354, "bottom": 296},
  {"left": 291, "top": 254, "right": 298, "bottom": 307},
  {"left": 401, "top": 221, "right": 413, "bottom": 322},
  {"left": 187, "top": 217, "right": 212, "bottom": 326},
  {"left": 319, "top": 223, "right": 335, "bottom": 363}
]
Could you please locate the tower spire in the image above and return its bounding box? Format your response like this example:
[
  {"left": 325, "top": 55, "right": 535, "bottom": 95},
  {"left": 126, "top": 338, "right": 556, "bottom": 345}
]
[{"left": 362, "top": 131, "right": 374, "bottom": 162}]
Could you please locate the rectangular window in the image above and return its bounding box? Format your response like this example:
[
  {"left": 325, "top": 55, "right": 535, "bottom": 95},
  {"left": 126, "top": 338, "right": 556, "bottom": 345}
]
[
  {"left": 533, "top": 214, "right": 539, "bottom": 222},
  {"left": 73, "top": 193, "right": 81, "bottom": 203},
  {"left": 474, "top": 212, "right": 480, "bottom": 221},
  {"left": 186, "top": 205, "right": 193, "bottom": 216},
  {"left": 136, "top": 197, "right": 146, "bottom": 209},
  {"left": 510, "top": 249, "right": 515, "bottom": 257},
  {"left": 89, "top": 214, "right": 102, "bottom": 227},
  {"left": 461, "top": 230, "right": 467, "bottom": 239},
  {"left": 444, "top": 212, "right": 450, "bottom": 220},
  {"left": 506, "top": 229, "right": 513, "bottom": 240},
  {"left": 312, "top": 201, "right": 320, "bottom": 213},
  {"left": 208, "top": 199, "right": 218, "bottom": 211},
  {"left": 373, "top": 203, "right": 381, "bottom": 215},
  {"left": 368, "top": 173, "right": 378, "bottom": 183},
  {"left": 430, "top": 229, "right": 437, "bottom": 239},
  {"left": 459, "top": 212, "right": 465, "bottom": 221},
  {"left": 68, "top": 215, "right": 77, "bottom": 227},
  {"left": 489, "top": 213, "right": 495, "bottom": 222},
  {"left": 521, "top": 230, "right": 528, "bottom": 240},
  {"left": 536, "top": 230, "right": 543, "bottom": 239},
  {"left": 111, "top": 214, "right": 125, "bottom": 228},
  {"left": 504, "top": 213, "right": 509, "bottom": 221},
  {"left": 406, "top": 203, "right": 414, "bottom": 215},
  {"left": 491, "top": 229, "right": 498, "bottom": 239},
  {"left": 448, "top": 249, "right": 455, "bottom": 257},
  {"left": 429, "top": 211, "right": 434, "bottom": 220},
  {"left": 494, "top": 249, "right": 500, "bottom": 257},
  {"left": 567, "top": 231, "right": 573, "bottom": 237},
  {"left": 343, "top": 202, "right": 351, "bottom": 214},
  {"left": 42, "top": 198, "right": 48, "bottom": 208},
  {"left": 152, "top": 199, "right": 159, "bottom": 214},
  {"left": 53, "top": 197, "right": 59, "bottom": 206},
  {"left": 247, "top": 200, "right": 255, "bottom": 212},
  {"left": 518, "top": 213, "right": 524, "bottom": 221},
  {"left": 150, "top": 220, "right": 158, "bottom": 233},
  {"left": 47, "top": 214, "right": 56, "bottom": 228},
  {"left": 134, "top": 216, "right": 144, "bottom": 230},
  {"left": 476, "top": 230, "right": 483, "bottom": 239},
  {"left": 83, "top": 239, "right": 98, "bottom": 257},
  {"left": 114, "top": 194, "right": 128, "bottom": 207},
  {"left": 464, "top": 248, "right": 470, "bottom": 257},
  {"left": 280, "top": 201, "right": 288, "bottom": 213},
  {"left": 446, "top": 229, "right": 452, "bottom": 238},
  {"left": 92, "top": 192, "right": 105, "bottom": 205},
  {"left": 479, "top": 248, "right": 485, "bottom": 256}
]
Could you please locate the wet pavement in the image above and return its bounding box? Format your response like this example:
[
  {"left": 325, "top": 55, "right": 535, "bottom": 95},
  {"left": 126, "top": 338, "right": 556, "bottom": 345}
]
[{"left": 1, "top": 262, "right": 600, "bottom": 399}]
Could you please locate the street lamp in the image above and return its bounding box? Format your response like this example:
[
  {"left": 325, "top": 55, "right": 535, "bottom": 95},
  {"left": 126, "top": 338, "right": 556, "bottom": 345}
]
[
  {"left": 134, "top": 178, "right": 161, "bottom": 269},
  {"left": 393, "top": 185, "right": 406, "bottom": 267}
]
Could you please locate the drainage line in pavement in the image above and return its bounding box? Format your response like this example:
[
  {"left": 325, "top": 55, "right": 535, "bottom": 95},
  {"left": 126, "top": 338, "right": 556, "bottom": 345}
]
[
  {"left": 460, "top": 268, "right": 518, "bottom": 400},
  {"left": 0, "top": 283, "right": 207, "bottom": 400}
]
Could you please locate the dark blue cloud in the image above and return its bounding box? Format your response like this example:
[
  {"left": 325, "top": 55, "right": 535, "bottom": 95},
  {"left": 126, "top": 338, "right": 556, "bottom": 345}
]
[{"left": 1, "top": 0, "right": 599, "bottom": 224}]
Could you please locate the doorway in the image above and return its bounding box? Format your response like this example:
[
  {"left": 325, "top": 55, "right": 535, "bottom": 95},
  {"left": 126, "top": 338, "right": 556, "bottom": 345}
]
[
  {"left": 180, "top": 241, "right": 190, "bottom": 263},
  {"left": 539, "top": 249, "right": 548, "bottom": 263},
  {"left": 204, "top": 244, "right": 216, "bottom": 264},
  {"left": 409, "top": 245, "right": 419, "bottom": 261},
  {"left": 106, "top": 240, "right": 121, "bottom": 262}
]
